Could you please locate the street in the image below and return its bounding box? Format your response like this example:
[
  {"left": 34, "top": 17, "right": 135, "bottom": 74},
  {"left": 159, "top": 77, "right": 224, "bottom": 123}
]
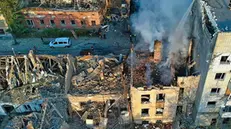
[{"left": 0, "top": 22, "right": 131, "bottom": 56}]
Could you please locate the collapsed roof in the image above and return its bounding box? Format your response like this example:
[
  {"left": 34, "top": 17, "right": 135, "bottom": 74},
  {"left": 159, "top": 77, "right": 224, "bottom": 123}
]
[{"left": 21, "top": 0, "right": 106, "bottom": 11}]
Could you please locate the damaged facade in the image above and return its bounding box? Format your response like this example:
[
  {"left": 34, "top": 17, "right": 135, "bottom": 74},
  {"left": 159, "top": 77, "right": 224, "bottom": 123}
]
[
  {"left": 129, "top": 37, "right": 200, "bottom": 127},
  {"left": 2, "top": 0, "right": 231, "bottom": 128},
  {"left": 19, "top": 0, "right": 130, "bottom": 29},
  {"left": 20, "top": 0, "right": 110, "bottom": 29},
  {"left": 191, "top": 0, "right": 231, "bottom": 128}
]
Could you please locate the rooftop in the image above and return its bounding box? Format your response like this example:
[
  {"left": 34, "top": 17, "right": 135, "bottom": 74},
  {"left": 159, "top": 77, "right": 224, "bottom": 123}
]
[
  {"left": 22, "top": 0, "right": 106, "bottom": 12},
  {"left": 203, "top": 0, "right": 231, "bottom": 32}
]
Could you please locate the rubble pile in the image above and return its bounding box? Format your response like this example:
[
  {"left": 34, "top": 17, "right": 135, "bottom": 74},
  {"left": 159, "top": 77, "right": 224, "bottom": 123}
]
[
  {"left": 0, "top": 50, "right": 67, "bottom": 91},
  {"left": 0, "top": 51, "right": 128, "bottom": 129},
  {"left": 71, "top": 55, "right": 124, "bottom": 94},
  {"left": 0, "top": 51, "right": 73, "bottom": 104},
  {"left": 80, "top": 101, "right": 105, "bottom": 125},
  {"left": 4, "top": 98, "right": 68, "bottom": 129}
]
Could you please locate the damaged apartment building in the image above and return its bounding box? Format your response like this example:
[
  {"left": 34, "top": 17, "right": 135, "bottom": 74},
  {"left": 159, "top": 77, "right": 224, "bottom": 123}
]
[
  {"left": 130, "top": 0, "right": 231, "bottom": 128},
  {"left": 129, "top": 39, "right": 200, "bottom": 127},
  {"left": 19, "top": 0, "right": 130, "bottom": 29},
  {"left": 190, "top": 0, "right": 231, "bottom": 128}
]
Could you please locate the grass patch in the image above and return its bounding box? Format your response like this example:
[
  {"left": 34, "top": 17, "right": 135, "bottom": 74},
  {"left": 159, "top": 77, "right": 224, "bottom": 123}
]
[{"left": 15, "top": 28, "right": 99, "bottom": 38}]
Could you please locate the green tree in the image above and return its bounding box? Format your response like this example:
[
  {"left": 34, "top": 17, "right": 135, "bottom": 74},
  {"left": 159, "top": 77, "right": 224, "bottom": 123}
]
[{"left": 0, "top": 0, "right": 28, "bottom": 44}]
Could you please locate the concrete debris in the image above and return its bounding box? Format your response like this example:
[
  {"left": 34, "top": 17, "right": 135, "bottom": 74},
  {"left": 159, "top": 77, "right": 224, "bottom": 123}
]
[
  {"left": 86, "top": 67, "right": 94, "bottom": 73},
  {"left": 69, "top": 55, "right": 124, "bottom": 95},
  {"left": 0, "top": 50, "right": 129, "bottom": 129},
  {"left": 3, "top": 98, "right": 69, "bottom": 129}
]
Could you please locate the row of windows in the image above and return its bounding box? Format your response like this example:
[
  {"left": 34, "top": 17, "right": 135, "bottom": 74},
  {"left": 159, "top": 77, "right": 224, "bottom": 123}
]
[
  {"left": 141, "top": 108, "right": 164, "bottom": 117},
  {"left": 141, "top": 94, "right": 165, "bottom": 104},
  {"left": 210, "top": 118, "right": 231, "bottom": 126},
  {"left": 26, "top": 19, "right": 96, "bottom": 26}
]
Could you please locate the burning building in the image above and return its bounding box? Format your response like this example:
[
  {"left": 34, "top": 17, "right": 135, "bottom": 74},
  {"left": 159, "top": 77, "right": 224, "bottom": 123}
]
[{"left": 129, "top": 37, "right": 200, "bottom": 126}]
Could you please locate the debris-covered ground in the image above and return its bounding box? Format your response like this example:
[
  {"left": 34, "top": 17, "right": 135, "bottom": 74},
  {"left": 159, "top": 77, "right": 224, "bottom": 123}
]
[
  {"left": 0, "top": 50, "right": 130, "bottom": 129},
  {"left": 71, "top": 55, "right": 124, "bottom": 95}
]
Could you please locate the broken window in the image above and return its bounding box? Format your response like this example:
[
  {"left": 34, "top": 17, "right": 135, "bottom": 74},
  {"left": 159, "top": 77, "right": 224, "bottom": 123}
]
[
  {"left": 203, "top": 8, "right": 215, "bottom": 37},
  {"left": 177, "top": 106, "right": 183, "bottom": 114},
  {"left": 220, "top": 56, "right": 230, "bottom": 64},
  {"left": 91, "top": 21, "right": 96, "bottom": 26},
  {"left": 156, "top": 108, "right": 164, "bottom": 115},
  {"left": 215, "top": 73, "right": 225, "bottom": 80},
  {"left": 61, "top": 20, "right": 65, "bottom": 25},
  {"left": 141, "top": 108, "right": 149, "bottom": 117},
  {"left": 50, "top": 20, "right": 55, "bottom": 26},
  {"left": 141, "top": 94, "right": 150, "bottom": 104},
  {"left": 27, "top": 105, "right": 32, "bottom": 111},
  {"left": 24, "top": 105, "right": 28, "bottom": 110},
  {"left": 223, "top": 106, "right": 231, "bottom": 112},
  {"left": 210, "top": 88, "right": 220, "bottom": 94},
  {"left": 40, "top": 19, "right": 44, "bottom": 25},
  {"left": 0, "top": 29, "right": 5, "bottom": 34},
  {"left": 26, "top": 19, "right": 34, "bottom": 26},
  {"left": 210, "top": 118, "right": 217, "bottom": 126},
  {"left": 81, "top": 20, "right": 86, "bottom": 26},
  {"left": 142, "top": 121, "right": 149, "bottom": 124},
  {"left": 156, "top": 94, "right": 165, "bottom": 101},
  {"left": 223, "top": 118, "right": 230, "bottom": 124},
  {"left": 207, "top": 101, "right": 216, "bottom": 108},
  {"left": 71, "top": 20, "right": 75, "bottom": 25},
  {"left": 179, "top": 88, "right": 184, "bottom": 100},
  {"left": 2, "top": 105, "right": 14, "bottom": 113}
]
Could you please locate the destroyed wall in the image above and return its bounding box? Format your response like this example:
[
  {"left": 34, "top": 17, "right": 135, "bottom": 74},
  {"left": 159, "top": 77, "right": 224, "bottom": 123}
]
[
  {"left": 0, "top": 51, "right": 70, "bottom": 104},
  {"left": 68, "top": 94, "right": 119, "bottom": 111},
  {"left": 177, "top": 75, "right": 200, "bottom": 116},
  {"left": 153, "top": 40, "right": 162, "bottom": 63},
  {"left": 70, "top": 55, "right": 124, "bottom": 95},
  {"left": 130, "top": 86, "right": 179, "bottom": 124}
]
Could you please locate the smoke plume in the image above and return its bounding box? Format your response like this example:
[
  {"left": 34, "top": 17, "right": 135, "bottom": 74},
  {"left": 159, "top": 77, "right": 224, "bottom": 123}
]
[{"left": 131, "top": 0, "right": 193, "bottom": 85}]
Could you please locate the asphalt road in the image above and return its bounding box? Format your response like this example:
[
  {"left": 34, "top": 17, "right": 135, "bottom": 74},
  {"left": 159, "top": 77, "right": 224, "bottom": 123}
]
[{"left": 0, "top": 21, "right": 131, "bottom": 56}]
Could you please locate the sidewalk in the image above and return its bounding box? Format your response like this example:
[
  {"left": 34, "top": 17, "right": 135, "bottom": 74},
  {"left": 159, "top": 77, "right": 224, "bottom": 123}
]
[
  {"left": 0, "top": 20, "right": 131, "bottom": 56},
  {"left": 0, "top": 26, "right": 131, "bottom": 56}
]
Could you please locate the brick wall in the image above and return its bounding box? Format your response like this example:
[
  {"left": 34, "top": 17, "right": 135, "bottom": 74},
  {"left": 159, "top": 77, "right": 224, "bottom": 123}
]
[{"left": 22, "top": 8, "right": 106, "bottom": 29}]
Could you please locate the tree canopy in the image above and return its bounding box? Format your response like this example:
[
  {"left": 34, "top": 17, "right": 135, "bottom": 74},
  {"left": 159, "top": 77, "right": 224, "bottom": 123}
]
[{"left": 0, "top": 0, "right": 29, "bottom": 36}]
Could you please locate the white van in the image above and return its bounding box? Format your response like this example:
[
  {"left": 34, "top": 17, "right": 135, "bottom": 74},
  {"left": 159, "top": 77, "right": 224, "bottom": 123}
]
[{"left": 49, "top": 37, "right": 71, "bottom": 48}]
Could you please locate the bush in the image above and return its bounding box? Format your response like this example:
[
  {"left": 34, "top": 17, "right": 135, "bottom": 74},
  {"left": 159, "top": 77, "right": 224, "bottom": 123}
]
[
  {"left": 36, "top": 28, "right": 97, "bottom": 38},
  {"left": 38, "top": 28, "right": 72, "bottom": 38}
]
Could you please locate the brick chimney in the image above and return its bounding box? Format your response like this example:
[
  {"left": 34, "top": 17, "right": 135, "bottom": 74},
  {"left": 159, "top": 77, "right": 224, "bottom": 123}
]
[{"left": 153, "top": 40, "right": 162, "bottom": 63}]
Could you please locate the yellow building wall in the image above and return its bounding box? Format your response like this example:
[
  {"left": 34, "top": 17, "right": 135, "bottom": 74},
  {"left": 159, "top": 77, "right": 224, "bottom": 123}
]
[
  {"left": 194, "top": 32, "right": 231, "bottom": 126},
  {"left": 67, "top": 94, "right": 120, "bottom": 111},
  {"left": 130, "top": 86, "right": 179, "bottom": 124}
]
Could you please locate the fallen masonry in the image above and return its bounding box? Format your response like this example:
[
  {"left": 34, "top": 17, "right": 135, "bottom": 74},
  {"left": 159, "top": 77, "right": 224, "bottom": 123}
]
[{"left": 0, "top": 51, "right": 131, "bottom": 129}]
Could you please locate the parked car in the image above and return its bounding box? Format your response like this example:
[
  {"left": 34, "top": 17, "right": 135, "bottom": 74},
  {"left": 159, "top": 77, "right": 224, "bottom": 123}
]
[{"left": 49, "top": 37, "right": 71, "bottom": 48}]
